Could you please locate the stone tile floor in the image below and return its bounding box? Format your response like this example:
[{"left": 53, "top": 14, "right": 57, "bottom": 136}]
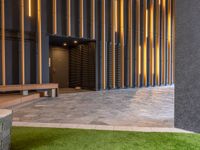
[{"left": 12, "top": 86, "right": 174, "bottom": 128}]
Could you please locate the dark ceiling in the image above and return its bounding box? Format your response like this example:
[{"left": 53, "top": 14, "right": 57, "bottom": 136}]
[{"left": 49, "top": 35, "right": 96, "bottom": 48}]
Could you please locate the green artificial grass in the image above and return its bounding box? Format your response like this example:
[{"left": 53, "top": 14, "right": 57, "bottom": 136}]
[{"left": 11, "top": 127, "right": 200, "bottom": 150}]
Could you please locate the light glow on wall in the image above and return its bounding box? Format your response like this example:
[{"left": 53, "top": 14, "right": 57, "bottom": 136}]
[
  {"left": 120, "top": 0, "right": 125, "bottom": 88},
  {"left": 143, "top": 0, "right": 148, "bottom": 86},
  {"left": 143, "top": 45, "right": 147, "bottom": 83},
  {"left": 139, "top": 45, "right": 141, "bottom": 75},
  {"left": 168, "top": 0, "right": 172, "bottom": 84},
  {"left": 161, "top": 0, "right": 166, "bottom": 84},
  {"left": 150, "top": 0, "right": 154, "bottom": 85},
  {"left": 115, "top": 0, "right": 118, "bottom": 32},
  {"left": 156, "top": 0, "right": 161, "bottom": 85},
  {"left": 28, "top": 0, "right": 31, "bottom": 17},
  {"left": 146, "top": 9, "right": 148, "bottom": 38}
]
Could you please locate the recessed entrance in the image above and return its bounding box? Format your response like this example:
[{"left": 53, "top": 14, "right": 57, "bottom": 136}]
[
  {"left": 50, "top": 47, "right": 69, "bottom": 88},
  {"left": 49, "top": 36, "right": 96, "bottom": 91}
]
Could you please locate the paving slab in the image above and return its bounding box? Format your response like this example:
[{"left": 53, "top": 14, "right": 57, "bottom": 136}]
[{"left": 12, "top": 86, "right": 174, "bottom": 128}]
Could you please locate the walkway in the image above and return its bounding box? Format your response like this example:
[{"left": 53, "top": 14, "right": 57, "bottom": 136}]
[{"left": 12, "top": 86, "right": 174, "bottom": 128}]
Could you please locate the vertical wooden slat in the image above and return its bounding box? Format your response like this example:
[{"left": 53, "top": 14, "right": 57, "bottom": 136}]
[
  {"left": 172, "top": 0, "right": 175, "bottom": 84},
  {"left": 143, "top": 0, "right": 147, "bottom": 87},
  {"left": 111, "top": 0, "right": 116, "bottom": 88},
  {"left": 150, "top": 0, "right": 154, "bottom": 86},
  {"left": 102, "top": 0, "right": 106, "bottom": 89},
  {"left": 120, "top": 0, "right": 124, "bottom": 88},
  {"left": 67, "top": 0, "right": 71, "bottom": 36},
  {"left": 156, "top": 0, "right": 161, "bottom": 85},
  {"left": 21, "top": 0, "right": 25, "bottom": 85},
  {"left": 136, "top": 0, "right": 141, "bottom": 87},
  {"left": 91, "top": 0, "right": 95, "bottom": 39},
  {"left": 161, "top": 0, "right": 166, "bottom": 85},
  {"left": 168, "top": 0, "right": 172, "bottom": 84},
  {"left": 128, "top": 0, "right": 133, "bottom": 87},
  {"left": 1, "top": 0, "right": 5, "bottom": 85},
  {"left": 53, "top": 0, "right": 57, "bottom": 34},
  {"left": 80, "top": 0, "right": 84, "bottom": 38},
  {"left": 37, "top": 0, "right": 42, "bottom": 84}
]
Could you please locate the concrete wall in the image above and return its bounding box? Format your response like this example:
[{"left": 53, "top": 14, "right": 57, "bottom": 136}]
[
  {"left": 175, "top": 0, "right": 200, "bottom": 132},
  {"left": 0, "top": 109, "right": 12, "bottom": 150}
]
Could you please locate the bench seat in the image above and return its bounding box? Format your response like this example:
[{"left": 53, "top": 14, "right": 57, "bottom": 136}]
[{"left": 0, "top": 84, "right": 59, "bottom": 97}]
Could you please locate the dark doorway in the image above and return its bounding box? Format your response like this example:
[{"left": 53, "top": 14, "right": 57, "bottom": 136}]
[
  {"left": 50, "top": 47, "right": 69, "bottom": 88},
  {"left": 69, "top": 44, "right": 96, "bottom": 90},
  {"left": 49, "top": 36, "right": 96, "bottom": 91}
]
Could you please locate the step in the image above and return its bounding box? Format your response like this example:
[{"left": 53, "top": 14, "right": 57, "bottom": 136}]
[{"left": 0, "top": 93, "right": 40, "bottom": 109}]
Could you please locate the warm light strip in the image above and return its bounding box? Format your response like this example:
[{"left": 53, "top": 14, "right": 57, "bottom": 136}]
[
  {"left": 67, "top": 0, "right": 71, "bottom": 36},
  {"left": 143, "top": 0, "right": 147, "bottom": 86},
  {"left": 139, "top": 45, "right": 141, "bottom": 75},
  {"left": 115, "top": 0, "right": 118, "bottom": 32},
  {"left": 112, "top": 0, "right": 116, "bottom": 88},
  {"left": 136, "top": 0, "right": 140, "bottom": 87},
  {"left": 128, "top": 0, "right": 133, "bottom": 87},
  {"left": 80, "top": 0, "right": 84, "bottom": 38},
  {"left": 37, "top": 0, "right": 42, "bottom": 84},
  {"left": 168, "top": 0, "right": 172, "bottom": 84},
  {"left": 150, "top": 0, "right": 154, "bottom": 86},
  {"left": 120, "top": 0, "right": 124, "bottom": 88},
  {"left": 143, "top": 45, "right": 147, "bottom": 86},
  {"left": 102, "top": 0, "right": 106, "bottom": 89},
  {"left": 53, "top": 0, "right": 57, "bottom": 34},
  {"left": 28, "top": 0, "right": 31, "bottom": 17},
  {"left": 146, "top": 9, "right": 148, "bottom": 38},
  {"left": 156, "top": 0, "right": 161, "bottom": 85},
  {"left": 161, "top": 0, "right": 166, "bottom": 84},
  {"left": 21, "top": 0, "right": 25, "bottom": 84},
  {"left": 1, "top": 0, "right": 6, "bottom": 85}
]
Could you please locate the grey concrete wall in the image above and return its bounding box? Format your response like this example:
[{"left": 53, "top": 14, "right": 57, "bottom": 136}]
[
  {"left": 175, "top": 0, "right": 200, "bottom": 132},
  {"left": 0, "top": 110, "right": 12, "bottom": 150}
]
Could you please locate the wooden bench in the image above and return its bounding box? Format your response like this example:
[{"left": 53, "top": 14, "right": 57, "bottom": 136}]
[{"left": 0, "top": 84, "right": 59, "bottom": 97}]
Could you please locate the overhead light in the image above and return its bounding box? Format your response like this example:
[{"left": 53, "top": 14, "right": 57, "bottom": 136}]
[
  {"left": 74, "top": 41, "right": 78, "bottom": 44},
  {"left": 63, "top": 43, "right": 67, "bottom": 46}
]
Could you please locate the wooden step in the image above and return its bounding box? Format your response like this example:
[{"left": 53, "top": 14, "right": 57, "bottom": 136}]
[{"left": 0, "top": 93, "right": 40, "bottom": 109}]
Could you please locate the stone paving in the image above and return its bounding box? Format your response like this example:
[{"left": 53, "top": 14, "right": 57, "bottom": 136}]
[{"left": 12, "top": 86, "right": 174, "bottom": 128}]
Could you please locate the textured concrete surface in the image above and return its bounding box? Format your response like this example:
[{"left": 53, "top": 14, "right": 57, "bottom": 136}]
[
  {"left": 13, "top": 86, "right": 174, "bottom": 128},
  {"left": 0, "top": 109, "right": 12, "bottom": 150},
  {"left": 175, "top": 0, "right": 200, "bottom": 132}
]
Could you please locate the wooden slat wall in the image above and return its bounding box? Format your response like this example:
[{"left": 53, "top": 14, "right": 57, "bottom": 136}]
[
  {"left": 0, "top": 0, "right": 175, "bottom": 90},
  {"left": 69, "top": 46, "right": 81, "bottom": 88},
  {"left": 115, "top": 44, "right": 121, "bottom": 88},
  {"left": 69, "top": 43, "right": 95, "bottom": 90},
  {"left": 107, "top": 43, "right": 113, "bottom": 89}
]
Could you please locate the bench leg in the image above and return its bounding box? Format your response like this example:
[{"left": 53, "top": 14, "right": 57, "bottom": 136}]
[
  {"left": 48, "top": 89, "right": 56, "bottom": 98},
  {"left": 38, "top": 91, "right": 48, "bottom": 97},
  {"left": 21, "top": 90, "right": 29, "bottom": 96}
]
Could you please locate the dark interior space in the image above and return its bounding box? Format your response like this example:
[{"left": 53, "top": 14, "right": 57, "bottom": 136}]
[{"left": 49, "top": 36, "right": 96, "bottom": 91}]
